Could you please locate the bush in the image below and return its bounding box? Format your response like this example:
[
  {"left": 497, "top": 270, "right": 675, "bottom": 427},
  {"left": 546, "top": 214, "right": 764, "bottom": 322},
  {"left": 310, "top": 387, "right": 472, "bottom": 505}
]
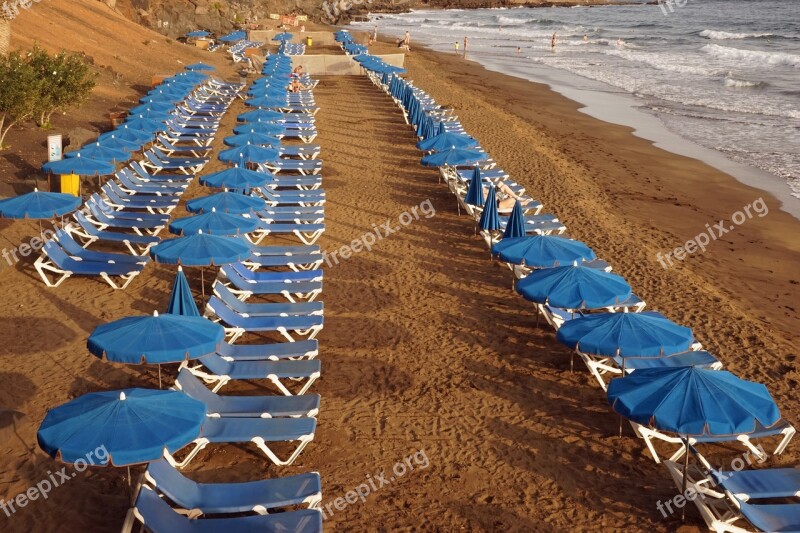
[
  {"left": 0, "top": 50, "right": 40, "bottom": 148},
  {"left": 28, "top": 46, "right": 96, "bottom": 128},
  {"left": 0, "top": 45, "right": 96, "bottom": 147}
]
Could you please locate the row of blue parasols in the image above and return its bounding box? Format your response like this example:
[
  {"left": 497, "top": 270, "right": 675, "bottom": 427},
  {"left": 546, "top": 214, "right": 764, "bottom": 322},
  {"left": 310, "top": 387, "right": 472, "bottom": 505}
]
[
  {"left": 387, "top": 64, "right": 786, "bottom": 456},
  {"left": 37, "top": 52, "right": 313, "bottom": 474}
]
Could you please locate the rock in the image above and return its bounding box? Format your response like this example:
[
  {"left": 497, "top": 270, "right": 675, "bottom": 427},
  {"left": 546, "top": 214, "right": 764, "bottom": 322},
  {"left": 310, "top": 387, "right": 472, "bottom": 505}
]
[{"left": 64, "top": 127, "right": 99, "bottom": 150}]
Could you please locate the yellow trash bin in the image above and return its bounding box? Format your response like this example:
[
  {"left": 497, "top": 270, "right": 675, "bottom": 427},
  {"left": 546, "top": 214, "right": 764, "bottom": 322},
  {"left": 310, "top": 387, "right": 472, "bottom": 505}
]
[
  {"left": 60, "top": 173, "right": 80, "bottom": 197},
  {"left": 306, "top": 36, "right": 312, "bottom": 47}
]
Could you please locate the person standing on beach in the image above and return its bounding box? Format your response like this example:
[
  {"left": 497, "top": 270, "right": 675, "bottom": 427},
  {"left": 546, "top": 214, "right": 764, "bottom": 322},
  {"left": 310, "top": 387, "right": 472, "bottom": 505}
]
[
  {"left": 373, "top": 26, "right": 378, "bottom": 42},
  {"left": 551, "top": 32, "right": 557, "bottom": 50},
  {"left": 454, "top": 41, "right": 460, "bottom": 53},
  {"left": 464, "top": 36, "right": 468, "bottom": 51}
]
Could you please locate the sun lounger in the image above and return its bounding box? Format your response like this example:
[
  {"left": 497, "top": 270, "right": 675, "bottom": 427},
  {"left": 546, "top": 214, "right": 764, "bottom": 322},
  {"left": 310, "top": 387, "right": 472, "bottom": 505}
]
[
  {"left": 218, "top": 339, "right": 319, "bottom": 362},
  {"left": 165, "top": 117, "right": 218, "bottom": 132},
  {"left": 86, "top": 194, "right": 170, "bottom": 225},
  {"left": 184, "top": 351, "right": 320, "bottom": 395},
  {"left": 174, "top": 369, "right": 320, "bottom": 418},
  {"left": 169, "top": 415, "right": 316, "bottom": 467},
  {"left": 685, "top": 449, "right": 800, "bottom": 503},
  {"left": 160, "top": 130, "right": 215, "bottom": 147},
  {"left": 212, "top": 282, "right": 324, "bottom": 317},
  {"left": 206, "top": 297, "right": 324, "bottom": 343},
  {"left": 70, "top": 212, "right": 160, "bottom": 255},
  {"left": 156, "top": 135, "right": 213, "bottom": 158},
  {"left": 52, "top": 230, "right": 148, "bottom": 265},
  {"left": 141, "top": 148, "right": 208, "bottom": 175},
  {"left": 143, "top": 458, "right": 321, "bottom": 517},
  {"left": 248, "top": 243, "right": 322, "bottom": 255},
  {"left": 35, "top": 240, "right": 145, "bottom": 289},
  {"left": 128, "top": 485, "right": 323, "bottom": 532},
  {"left": 84, "top": 202, "right": 165, "bottom": 236},
  {"left": 102, "top": 182, "right": 179, "bottom": 213},
  {"left": 664, "top": 449, "right": 800, "bottom": 533},
  {"left": 262, "top": 175, "right": 324, "bottom": 191},
  {"left": 249, "top": 220, "right": 325, "bottom": 246},
  {"left": 278, "top": 145, "right": 321, "bottom": 160},
  {"left": 579, "top": 348, "right": 721, "bottom": 392},
  {"left": 255, "top": 210, "right": 325, "bottom": 224},
  {"left": 218, "top": 264, "right": 322, "bottom": 302},
  {"left": 242, "top": 253, "right": 323, "bottom": 271},
  {"left": 634, "top": 418, "right": 796, "bottom": 465},
  {"left": 260, "top": 159, "right": 322, "bottom": 175},
  {"left": 129, "top": 161, "right": 195, "bottom": 184},
  {"left": 258, "top": 187, "right": 326, "bottom": 207},
  {"left": 117, "top": 169, "right": 188, "bottom": 195}
]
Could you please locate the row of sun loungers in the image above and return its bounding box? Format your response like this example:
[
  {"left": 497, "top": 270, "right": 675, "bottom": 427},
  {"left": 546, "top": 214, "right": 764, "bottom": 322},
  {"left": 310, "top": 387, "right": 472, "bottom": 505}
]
[
  {"left": 123, "top": 52, "right": 327, "bottom": 532},
  {"left": 355, "top": 46, "right": 800, "bottom": 532},
  {"left": 35, "top": 74, "right": 240, "bottom": 289}
]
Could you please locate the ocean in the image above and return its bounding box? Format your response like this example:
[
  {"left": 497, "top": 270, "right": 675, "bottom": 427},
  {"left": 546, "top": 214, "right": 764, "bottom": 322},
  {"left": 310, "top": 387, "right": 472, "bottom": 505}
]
[{"left": 353, "top": 0, "right": 800, "bottom": 207}]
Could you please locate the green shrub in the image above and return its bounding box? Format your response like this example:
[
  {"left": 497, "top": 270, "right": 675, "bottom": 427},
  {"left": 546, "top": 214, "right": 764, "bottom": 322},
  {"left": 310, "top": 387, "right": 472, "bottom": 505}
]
[{"left": 0, "top": 45, "right": 96, "bottom": 146}]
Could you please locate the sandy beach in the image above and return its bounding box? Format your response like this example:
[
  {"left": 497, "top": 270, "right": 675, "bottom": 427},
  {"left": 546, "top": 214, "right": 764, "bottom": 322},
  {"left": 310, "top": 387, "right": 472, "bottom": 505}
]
[{"left": 1, "top": 2, "right": 799, "bottom": 532}]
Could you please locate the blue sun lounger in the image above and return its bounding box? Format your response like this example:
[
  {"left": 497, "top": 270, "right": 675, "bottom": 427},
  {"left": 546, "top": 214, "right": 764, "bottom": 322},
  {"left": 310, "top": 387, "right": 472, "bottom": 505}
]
[
  {"left": 248, "top": 243, "right": 321, "bottom": 255},
  {"left": 218, "top": 339, "right": 319, "bottom": 362},
  {"left": 169, "top": 416, "right": 317, "bottom": 468},
  {"left": 206, "top": 297, "right": 324, "bottom": 342},
  {"left": 70, "top": 213, "right": 161, "bottom": 254},
  {"left": 243, "top": 253, "right": 323, "bottom": 271},
  {"left": 263, "top": 175, "right": 324, "bottom": 190},
  {"left": 35, "top": 240, "right": 145, "bottom": 289},
  {"left": 260, "top": 159, "right": 322, "bottom": 175},
  {"left": 244, "top": 242, "right": 324, "bottom": 269},
  {"left": 184, "top": 352, "right": 321, "bottom": 395},
  {"left": 257, "top": 208, "right": 324, "bottom": 218},
  {"left": 175, "top": 369, "right": 320, "bottom": 418},
  {"left": 278, "top": 144, "right": 321, "bottom": 160},
  {"left": 87, "top": 195, "right": 170, "bottom": 225},
  {"left": 85, "top": 203, "right": 166, "bottom": 236},
  {"left": 53, "top": 230, "right": 148, "bottom": 265},
  {"left": 258, "top": 187, "right": 326, "bottom": 207},
  {"left": 218, "top": 265, "right": 323, "bottom": 302},
  {"left": 155, "top": 135, "right": 213, "bottom": 158},
  {"left": 143, "top": 458, "right": 321, "bottom": 516},
  {"left": 256, "top": 211, "right": 325, "bottom": 224},
  {"left": 102, "top": 182, "right": 180, "bottom": 213},
  {"left": 250, "top": 220, "right": 325, "bottom": 246},
  {"left": 664, "top": 448, "right": 800, "bottom": 533},
  {"left": 117, "top": 169, "right": 188, "bottom": 195},
  {"left": 211, "top": 282, "right": 324, "bottom": 317},
  {"left": 165, "top": 117, "right": 218, "bottom": 132},
  {"left": 128, "top": 485, "right": 323, "bottom": 532},
  {"left": 129, "top": 161, "right": 195, "bottom": 183},
  {"left": 142, "top": 148, "right": 208, "bottom": 175}
]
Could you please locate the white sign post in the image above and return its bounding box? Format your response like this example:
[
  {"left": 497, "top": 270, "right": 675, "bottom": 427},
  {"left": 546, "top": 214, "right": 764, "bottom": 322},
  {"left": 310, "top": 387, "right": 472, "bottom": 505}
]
[{"left": 47, "top": 134, "right": 62, "bottom": 162}]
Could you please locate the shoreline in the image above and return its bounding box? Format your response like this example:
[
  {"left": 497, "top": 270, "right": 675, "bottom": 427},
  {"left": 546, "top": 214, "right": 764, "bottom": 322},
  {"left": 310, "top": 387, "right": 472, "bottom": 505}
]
[
  {"left": 365, "top": 26, "right": 800, "bottom": 221},
  {"left": 371, "top": 35, "right": 800, "bottom": 393},
  {"left": 467, "top": 51, "right": 800, "bottom": 222}
]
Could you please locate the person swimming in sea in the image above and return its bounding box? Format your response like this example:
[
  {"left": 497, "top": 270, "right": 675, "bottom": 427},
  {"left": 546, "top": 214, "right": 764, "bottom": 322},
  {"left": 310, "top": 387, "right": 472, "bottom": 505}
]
[{"left": 551, "top": 32, "right": 557, "bottom": 50}]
